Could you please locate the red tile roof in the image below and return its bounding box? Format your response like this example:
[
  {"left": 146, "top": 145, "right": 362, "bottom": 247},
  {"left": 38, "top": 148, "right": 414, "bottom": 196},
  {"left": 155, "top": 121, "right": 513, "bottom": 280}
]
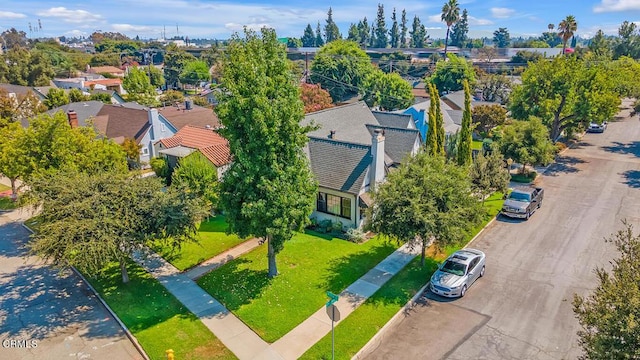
[
  {"left": 85, "top": 79, "right": 122, "bottom": 87},
  {"left": 158, "top": 125, "right": 231, "bottom": 166}
]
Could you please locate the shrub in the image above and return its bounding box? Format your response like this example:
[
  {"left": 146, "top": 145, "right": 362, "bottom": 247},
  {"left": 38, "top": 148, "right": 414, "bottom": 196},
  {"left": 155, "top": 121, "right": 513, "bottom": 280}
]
[
  {"left": 318, "top": 219, "right": 333, "bottom": 233},
  {"left": 150, "top": 157, "right": 170, "bottom": 183},
  {"left": 556, "top": 142, "right": 567, "bottom": 152},
  {"left": 331, "top": 221, "right": 344, "bottom": 234},
  {"left": 346, "top": 228, "right": 366, "bottom": 243},
  {"left": 511, "top": 170, "right": 537, "bottom": 183}
]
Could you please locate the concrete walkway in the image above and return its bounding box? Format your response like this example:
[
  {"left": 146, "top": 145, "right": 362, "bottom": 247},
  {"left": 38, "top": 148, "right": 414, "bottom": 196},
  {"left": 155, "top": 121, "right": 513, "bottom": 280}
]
[
  {"left": 135, "top": 240, "right": 419, "bottom": 360},
  {"left": 184, "top": 237, "right": 263, "bottom": 280}
]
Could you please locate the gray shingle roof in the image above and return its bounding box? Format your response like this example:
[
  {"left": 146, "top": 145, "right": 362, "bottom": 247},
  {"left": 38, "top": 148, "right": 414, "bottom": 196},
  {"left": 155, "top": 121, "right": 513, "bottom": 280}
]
[
  {"left": 307, "top": 137, "right": 371, "bottom": 195},
  {"left": 365, "top": 125, "right": 419, "bottom": 165},
  {"left": 303, "top": 101, "right": 379, "bottom": 145},
  {"left": 47, "top": 101, "right": 105, "bottom": 127},
  {"left": 371, "top": 111, "right": 414, "bottom": 129}
]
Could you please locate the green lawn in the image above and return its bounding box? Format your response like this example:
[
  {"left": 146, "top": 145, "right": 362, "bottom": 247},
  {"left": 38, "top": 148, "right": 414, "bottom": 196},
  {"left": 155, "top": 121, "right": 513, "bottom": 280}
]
[
  {"left": 472, "top": 139, "right": 484, "bottom": 150},
  {"left": 88, "top": 262, "right": 236, "bottom": 360},
  {"left": 151, "top": 216, "right": 247, "bottom": 271},
  {"left": 0, "top": 197, "right": 17, "bottom": 211},
  {"left": 0, "top": 183, "right": 10, "bottom": 192},
  {"left": 197, "top": 231, "right": 398, "bottom": 343},
  {"left": 300, "top": 192, "right": 505, "bottom": 359}
]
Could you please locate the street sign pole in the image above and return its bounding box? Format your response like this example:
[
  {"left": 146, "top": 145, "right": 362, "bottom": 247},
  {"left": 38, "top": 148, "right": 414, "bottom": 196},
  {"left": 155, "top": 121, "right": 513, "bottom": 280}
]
[{"left": 325, "top": 291, "right": 340, "bottom": 360}]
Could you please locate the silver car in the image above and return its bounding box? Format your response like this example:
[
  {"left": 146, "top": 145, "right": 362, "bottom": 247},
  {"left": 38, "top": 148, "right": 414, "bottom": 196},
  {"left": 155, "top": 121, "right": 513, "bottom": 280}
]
[{"left": 430, "top": 249, "right": 486, "bottom": 298}]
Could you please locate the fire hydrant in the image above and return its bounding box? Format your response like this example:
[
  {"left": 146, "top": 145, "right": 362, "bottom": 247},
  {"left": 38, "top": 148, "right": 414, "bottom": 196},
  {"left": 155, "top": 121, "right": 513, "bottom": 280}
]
[{"left": 166, "top": 349, "right": 174, "bottom": 360}]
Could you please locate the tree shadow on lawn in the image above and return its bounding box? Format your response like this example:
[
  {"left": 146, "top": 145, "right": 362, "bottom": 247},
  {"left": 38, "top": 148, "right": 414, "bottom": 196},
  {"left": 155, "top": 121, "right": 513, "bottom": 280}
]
[
  {"left": 197, "top": 258, "right": 272, "bottom": 312},
  {"left": 319, "top": 240, "right": 398, "bottom": 294},
  {"left": 621, "top": 170, "right": 640, "bottom": 189},
  {"left": 601, "top": 141, "right": 640, "bottom": 158},
  {"left": 544, "top": 155, "right": 587, "bottom": 177}
]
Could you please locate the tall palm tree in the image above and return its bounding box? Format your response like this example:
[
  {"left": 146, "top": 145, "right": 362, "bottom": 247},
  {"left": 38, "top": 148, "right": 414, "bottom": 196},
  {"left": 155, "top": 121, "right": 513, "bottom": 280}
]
[
  {"left": 558, "top": 15, "right": 577, "bottom": 54},
  {"left": 441, "top": 0, "right": 460, "bottom": 55}
]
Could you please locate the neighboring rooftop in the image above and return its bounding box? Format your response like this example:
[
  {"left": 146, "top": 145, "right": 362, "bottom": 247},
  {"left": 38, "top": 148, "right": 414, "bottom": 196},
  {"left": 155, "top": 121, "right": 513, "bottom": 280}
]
[
  {"left": 158, "top": 125, "right": 230, "bottom": 167},
  {"left": 303, "top": 101, "right": 380, "bottom": 145},
  {"left": 365, "top": 125, "right": 420, "bottom": 166},
  {"left": 158, "top": 104, "right": 220, "bottom": 130}
]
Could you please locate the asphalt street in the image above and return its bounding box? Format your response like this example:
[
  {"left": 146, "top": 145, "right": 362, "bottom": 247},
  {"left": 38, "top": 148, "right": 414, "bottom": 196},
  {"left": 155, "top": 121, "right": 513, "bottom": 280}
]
[
  {"left": 360, "top": 101, "right": 640, "bottom": 360},
  {"left": 0, "top": 211, "right": 142, "bottom": 360}
]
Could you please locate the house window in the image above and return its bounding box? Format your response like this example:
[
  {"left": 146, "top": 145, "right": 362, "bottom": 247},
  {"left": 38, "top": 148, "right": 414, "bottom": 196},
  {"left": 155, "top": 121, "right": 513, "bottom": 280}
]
[
  {"left": 317, "top": 192, "right": 352, "bottom": 219},
  {"left": 141, "top": 147, "right": 149, "bottom": 155}
]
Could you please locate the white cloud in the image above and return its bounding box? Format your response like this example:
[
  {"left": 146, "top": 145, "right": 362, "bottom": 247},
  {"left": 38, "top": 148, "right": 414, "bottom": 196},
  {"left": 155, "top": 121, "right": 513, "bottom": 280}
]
[
  {"left": 37, "top": 7, "right": 103, "bottom": 24},
  {"left": 111, "top": 24, "right": 156, "bottom": 34},
  {"left": 490, "top": 7, "right": 516, "bottom": 19},
  {"left": 427, "top": 14, "right": 442, "bottom": 23},
  {"left": 224, "top": 22, "right": 273, "bottom": 33},
  {"left": 0, "top": 11, "right": 26, "bottom": 19},
  {"left": 594, "top": 0, "right": 640, "bottom": 13},
  {"left": 65, "top": 29, "right": 88, "bottom": 37},
  {"left": 468, "top": 16, "right": 494, "bottom": 26}
]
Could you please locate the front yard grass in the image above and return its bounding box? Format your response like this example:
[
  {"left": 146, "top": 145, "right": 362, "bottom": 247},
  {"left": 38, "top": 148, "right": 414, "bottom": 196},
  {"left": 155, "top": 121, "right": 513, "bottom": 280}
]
[
  {"left": 300, "top": 192, "right": 505, "bottom": 359},
  {"left": 472, "top": 139, "right": 484, "bottom": 150},
  {"left": 197, "top": 231, "right": 398, "bottom": 343},
  {"left": 88, "top": 261, "right": 236, "bottom": 360},
  {"left": 151, "top": 215, "right": 247, "bottom": 271},
  {"left": 0, "top": 197, "right": 17, "bottom": 210},
  {"left": 0, "top": 183, "right": 10, "bottom": 192}
]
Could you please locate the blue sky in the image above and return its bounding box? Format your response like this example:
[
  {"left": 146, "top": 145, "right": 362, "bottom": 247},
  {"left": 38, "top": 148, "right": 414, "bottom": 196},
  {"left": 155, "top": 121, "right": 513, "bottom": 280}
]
[{"left": 1, "top": 0, "right": 639, "bottom": 40}]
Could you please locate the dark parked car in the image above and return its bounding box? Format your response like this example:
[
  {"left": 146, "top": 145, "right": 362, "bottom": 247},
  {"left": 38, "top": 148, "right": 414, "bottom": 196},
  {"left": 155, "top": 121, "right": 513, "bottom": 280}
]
[{"left": 501, "top": 186, "right": 544, "bottom": 220}]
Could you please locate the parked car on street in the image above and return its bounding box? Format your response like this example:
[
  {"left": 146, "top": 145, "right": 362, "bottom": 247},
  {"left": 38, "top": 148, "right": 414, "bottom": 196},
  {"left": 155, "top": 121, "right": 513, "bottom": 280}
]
[
  {"left": 501, "top": 186, "right": 544, "bottom": 220},
  {"left": 430, "top": 249, "right": 486, "bottom": 298},
  {"left": 587, "top": 121, "right": 607, "bottom": 133}
]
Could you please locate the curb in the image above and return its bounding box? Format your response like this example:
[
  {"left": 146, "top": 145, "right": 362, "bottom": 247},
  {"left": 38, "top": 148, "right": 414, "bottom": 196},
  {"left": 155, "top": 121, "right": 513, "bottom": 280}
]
[
  {"left": 21, "top": 223, "right": 150, "bottom": 360},
  {"left": 352, "top": 213, "right": 499, "bottom": 360}
]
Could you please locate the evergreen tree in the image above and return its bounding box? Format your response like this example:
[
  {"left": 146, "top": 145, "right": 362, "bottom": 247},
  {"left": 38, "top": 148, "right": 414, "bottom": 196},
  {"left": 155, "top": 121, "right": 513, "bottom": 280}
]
[
  {"left": 370, "top": 25, "right": 376, "bottom": 48},
  {"left": 389, "top": 8, "right": 400, "bottom": 48},
  {"left": 347, "top": 23, "right": 360, "bottom": 42},
  {"left": 426, "top": 84, "right": 438, "bottom": 155},
  {"left": 450, "top": 9, "right": 469, "bottom": 47},
  {"left": 374, "top": 4, "right": 388, "bottom": 48},
  {"left": 410, "top": 16, "right": 427, "bottom": 48},
  {"left": 435, "top": 86, "right": 445, "bottom": 156},
  {"left": 493, "top": 27, "right": 511, "bottom": 48},
  {"left": 400, "top": 9, "right": 408, "bottom": 48},
  {"left": 456, "top": 80, "right": 473, "bottom": 166},
  {"left": 315, "top": 22, "right": 324, "bottom": 47},
  {"left": 217, "top": 29, "right": 317, "bottom": 278},
  {"left": 357, "top": 17, "right": 371, "bottom": 48},
  {"left": 302, "top": 23, "right": 316, "bottom": 47},
  {"left": 324, "top": 7, "right": 342, "bottom": 43}
]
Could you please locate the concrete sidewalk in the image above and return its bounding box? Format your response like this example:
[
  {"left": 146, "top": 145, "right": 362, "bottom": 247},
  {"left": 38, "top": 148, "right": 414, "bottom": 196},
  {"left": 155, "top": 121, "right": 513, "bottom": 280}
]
[
  {"left": 184, "top": 238, "right": 263, "bottom": 280},
  {"left": 132, "top": 249, "right": 283, "bottom": 360},
  {"left": 136, "top": 241, "right": 419, "bottom": 360}
]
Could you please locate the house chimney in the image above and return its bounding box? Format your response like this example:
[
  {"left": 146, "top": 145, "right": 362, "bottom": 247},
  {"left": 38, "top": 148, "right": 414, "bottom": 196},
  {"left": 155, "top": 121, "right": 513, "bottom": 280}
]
[
  {"left": 329, "top": 130, "right": 336, "bottom": 139},
  {"left": 67, "top": 110, "right": 79, "bottom": 129},
  {"left": 370, "top": 129, "right": 385, "bottom": 189}
]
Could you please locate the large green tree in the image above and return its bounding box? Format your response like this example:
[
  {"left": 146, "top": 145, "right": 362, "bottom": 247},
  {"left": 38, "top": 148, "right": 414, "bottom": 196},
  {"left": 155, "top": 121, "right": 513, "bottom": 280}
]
[
  {"left": 469, "top": 144, "right": 510, "bottom": 203},
  {"left": 324, "top": 8, "right": 342, "bottom": 43},
  {"left": 302, "top": 24, "right": 316, "bottom": 47},
  {"left": 172, "top": 152, "right": 219, "bottom": 214},
  {"left": 374, "top": 4, "right": 388, "bottom": 48},
  {"left": 163, "top": 44, "right": 196, "bottom": 88},
  {"left": 0, "top": 47, "right": 55, "bottom": 86},
  {"left": 217, "top": 28, "right": 317, "bottom": 278},
  {"left": 573, "top": 223, "right": 640, "bottom": 359},
  {"left": 362, "top": 70, "right": 414, "bottom": 110},
  {"left": 509, "top": 56, "right": 620, "bottom": 140},
  {"left": 0, "top": 122, "right": 27, "bottom": 199},
  {"left": 310, "top": 40, "right": 375, "bottom": 102},
  {"left": 410, "top": 16, "right": 427, "bottom": 48},
  {"left": 450, "top": 9, "right": 469, "bottom": 48},
  {"left": 180, "top": 60, "right": 211, "bottom": 86},
  {"left": 357, "top": 18, "right": 371, "bottom": 47},
  {"left": 429, "top": 53, "right": 476, "bottom": 94},
  {"left": 456, "top": 80, "right": 473, "bottom": 166},
  {"left": 370, "top": 151, "right": 482, "bottom": 265},
  {"left": 400, "top": 10, "right": 408, "bottom": 48},
  {"left": 472, "top": 104, "right": 508, "bottom": 135},
  {"left": 28, "top": 171, "right": 206, "bottom": 283},
  {"left": 558, "top": 15, "right": 578, "bottom": 54},
  {"left": 493, "top": 27, "right": 511, "bottom": 48},
  {"left": 123, "top": 66, "right": 155, "bottom": 96},
  {"left": 44, "top": 88, "right": 70, "bottom": 109},
  {"left": 476, "top": 72, "right": 511, "bottom": 104},
  {"left": 441, "top": 0, "right": 460, "bottom": 54},
  {"left": 498, "top": 118, "right": 555, "bottom": 173}
]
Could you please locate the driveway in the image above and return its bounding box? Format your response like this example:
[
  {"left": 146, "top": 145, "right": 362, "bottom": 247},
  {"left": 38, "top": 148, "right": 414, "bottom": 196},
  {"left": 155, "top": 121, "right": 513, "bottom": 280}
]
[
  {"left": 360, "top": 103, "right": 640, "bottom": 360},
  {"left": 0, "top": 211, "right": 142, "bottom": 360}
]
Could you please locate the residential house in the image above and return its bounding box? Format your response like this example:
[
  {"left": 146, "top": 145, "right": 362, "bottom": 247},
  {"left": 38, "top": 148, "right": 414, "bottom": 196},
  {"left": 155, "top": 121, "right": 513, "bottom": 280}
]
[
  {"left": 302, "top": 101, "right": 421, "bottom": 229},
  {"left": 86, "top": 65, "right": 126, "bottom": 78},
  {"left": 403, "top": 99, "right": 462, "bottom": 141},
  {"left": 155, "top": 125, "right": 231, "bottom": 178},
  {"left": 53, "top": 75, "right": 124, "bottom": 94},
  {"left": 48, "top": 101, "right": 177, "bottom": 164},
  {"left": 158, "top": 102, "right": 220, "bottom": 130}
]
